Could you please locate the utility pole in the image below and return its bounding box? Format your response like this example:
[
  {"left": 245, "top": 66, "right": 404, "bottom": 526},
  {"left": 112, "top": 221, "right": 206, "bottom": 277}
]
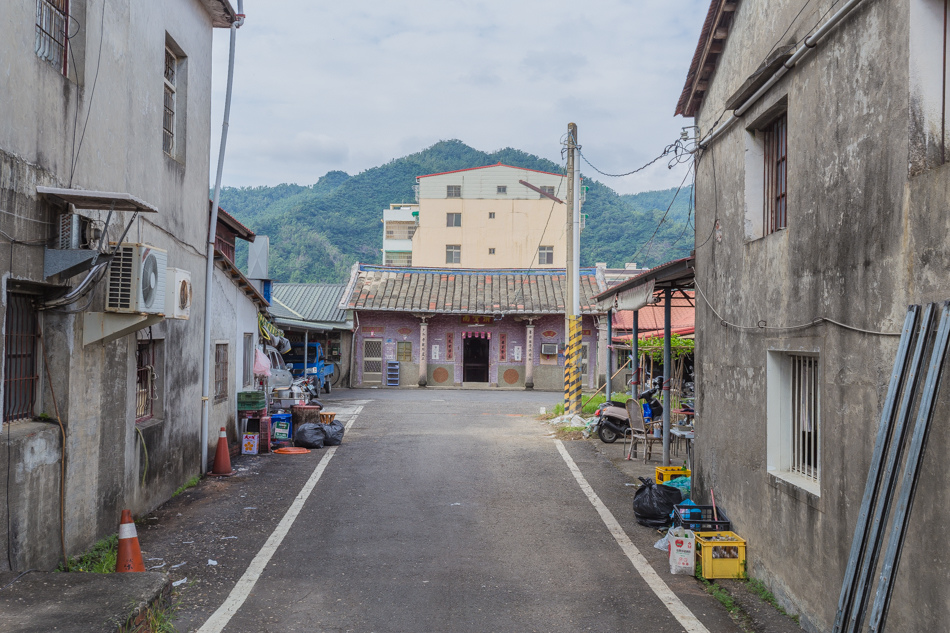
[{"left": 564, "top": 123, "right": 582, "bottom": 416}]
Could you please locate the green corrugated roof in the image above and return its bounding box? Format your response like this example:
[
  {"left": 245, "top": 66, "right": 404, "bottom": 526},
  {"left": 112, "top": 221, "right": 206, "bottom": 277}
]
[{"left": 270, "top": 284, "right": 350, "bottom": 325}]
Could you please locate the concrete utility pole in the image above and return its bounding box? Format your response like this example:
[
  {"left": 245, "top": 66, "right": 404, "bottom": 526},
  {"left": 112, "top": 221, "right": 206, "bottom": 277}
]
[{"left": 564, "top": 123, "right": 582, "bottom": 415}]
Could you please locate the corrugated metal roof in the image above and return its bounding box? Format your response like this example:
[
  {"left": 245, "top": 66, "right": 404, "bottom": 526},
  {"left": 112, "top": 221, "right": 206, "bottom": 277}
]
[
  {"left": 343, "top": 264, "right": 606, "bottom": 315},
  {"left": 271, "top": 284, "right": 349, "bottom": 324},
  {"left": 612, "top": 291, "right": 695, "bottom": 333}
]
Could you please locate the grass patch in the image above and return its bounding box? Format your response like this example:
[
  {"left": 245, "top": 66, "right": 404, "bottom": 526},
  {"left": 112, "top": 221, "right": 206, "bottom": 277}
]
[
  {"left": 59, "top": 534, "right": 118, "bottom": 573},
  {"left": 172, "top": 475, "right": 201, "bottom": 498},
  {"left": 554, "top": 425, "right": 586, "bottom": 440},
  {"left": 746, "top": 578, "right": 799, "bottom": 623},
  {"left": 698, "top": 576, "right": 753, "bottom": 632},
  {"left": 546, "top": 392, "right": 634, "bottom": 419}
]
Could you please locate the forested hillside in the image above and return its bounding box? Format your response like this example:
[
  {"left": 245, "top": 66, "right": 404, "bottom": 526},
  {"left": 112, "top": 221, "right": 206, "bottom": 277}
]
[{"left": 219, "top": 140, "right": 693, "bottom": 283}]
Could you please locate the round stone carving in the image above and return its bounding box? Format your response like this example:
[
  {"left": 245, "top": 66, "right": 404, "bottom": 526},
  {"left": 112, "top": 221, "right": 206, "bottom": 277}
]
[
  {"left": 503, "top": 369, "right": 520, "bottom": 385},
  {"left": 432, "top": 367, "right": 450, "bottom": 383}
]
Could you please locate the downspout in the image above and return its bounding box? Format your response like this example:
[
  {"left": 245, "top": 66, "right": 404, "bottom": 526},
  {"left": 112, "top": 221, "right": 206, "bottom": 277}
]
[
  {"left": 696, "top": 0, "right": 869, "bottom": 150},
  {"left": 605, "top": 309, "right": 612, "bottom": 401},
  {"left": 200, "top": 5, "right": 245, "bottom": 475},
  {"left": 349, "top": 311, "right": 359, "bottom": 388}
]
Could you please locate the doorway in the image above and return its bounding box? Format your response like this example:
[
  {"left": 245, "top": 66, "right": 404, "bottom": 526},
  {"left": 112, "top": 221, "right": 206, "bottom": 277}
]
[{"left": 463, "top": 336, "right": 490, "bottom": 382}]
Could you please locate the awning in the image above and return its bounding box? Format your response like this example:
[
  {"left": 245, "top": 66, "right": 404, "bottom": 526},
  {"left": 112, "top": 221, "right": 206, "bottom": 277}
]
[
  {"left": 593, "top": 256, "right": 694, "bottom": 308},
  {"left": 37, "top": 187, "right": 159, "bottom": 213}
]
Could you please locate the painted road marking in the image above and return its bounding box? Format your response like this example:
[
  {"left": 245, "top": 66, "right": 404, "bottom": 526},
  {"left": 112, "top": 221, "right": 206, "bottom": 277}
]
[
  {"left": 197, "top": 406, "right": 364, "bottom": 633},
  {"left": 555, "top": 440, "right": 710, "bottom": 633}
]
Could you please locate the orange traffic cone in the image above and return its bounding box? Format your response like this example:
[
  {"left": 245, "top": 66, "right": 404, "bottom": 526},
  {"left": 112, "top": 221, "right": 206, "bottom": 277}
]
[
  {"left": 115, "top": 509, "right": 145, "bottom": 572},
  {"left": 207, "top": 426, "right": 235, "bottom": 477}
]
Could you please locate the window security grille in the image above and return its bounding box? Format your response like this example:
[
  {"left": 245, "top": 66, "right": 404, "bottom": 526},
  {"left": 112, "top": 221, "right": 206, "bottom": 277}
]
[
  {"left": 396, "top": 342, "right": 412, "bottom": 362},
  {"left": 538, "top": 246, "right": 554, "bottom": 265},
  {"left": 763, "top": 113, "right": 787, "bottom": 235},
  {"left": 446, "top": 185, "right": 461, "bottom": 198},
  {"left": 790, "top": 354, "right": 819, "bottom": 484},
  {"left": 35, "top": 0, "right": 69, "bottom": 76},
  {"left": 385, "top": 252, "right": 412, "bottom": 266},
  {"left": 163, "top": 48, "right": 177, "bottom": 155},
  {"left": 136, "top": 341, "right": 156, "bottom": 422},
  {"left": 214, "top": 343, "right": 228, "bottom": 402},
  {"left": 3, "top": 295, "right": 38, "bottom": 422},
  {"left": 446, "top": 245, "right": 461, "bottom": 264}
]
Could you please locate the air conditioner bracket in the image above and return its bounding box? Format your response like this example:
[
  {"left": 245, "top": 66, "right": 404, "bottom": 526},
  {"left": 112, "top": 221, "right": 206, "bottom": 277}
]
[
  {"left": 83, "top": 312, "right": 163, "bottom": 346},
  {"left": 44, "top": 248, "right": 111, "bottom": 280}
]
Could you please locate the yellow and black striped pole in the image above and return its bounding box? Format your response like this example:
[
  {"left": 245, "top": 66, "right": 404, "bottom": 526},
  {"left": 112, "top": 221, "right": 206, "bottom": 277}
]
[{"left": 564, "top": 315, "right": 583, "bottom": 415}]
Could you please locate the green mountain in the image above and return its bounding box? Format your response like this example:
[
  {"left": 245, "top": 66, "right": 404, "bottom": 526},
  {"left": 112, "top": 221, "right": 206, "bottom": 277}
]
[{"left": 219, "top": 140, "right": 694, "bottom": 283}]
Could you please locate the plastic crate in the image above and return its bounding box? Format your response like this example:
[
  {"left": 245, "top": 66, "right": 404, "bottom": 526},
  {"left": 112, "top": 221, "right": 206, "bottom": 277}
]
[
  {"left": 696, "top": 531, "right": 746, "bottom": 579},
  {"left": 271, "top": 413, "right": 292, "bottom": 440},
  {"left": 655, "top": 466, "right": 691, "bottom": 483},
  {"left": 238, "top": 391, "right": 267, "bottom": 411},
  {"left": 674, "top": 504, "right": 732, "bottom": 532}
]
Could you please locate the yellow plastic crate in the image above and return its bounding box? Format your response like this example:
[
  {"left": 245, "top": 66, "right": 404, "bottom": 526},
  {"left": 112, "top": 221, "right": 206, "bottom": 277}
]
[
  {"left": 696, "top": 531, "right": 746, "bottom": 579},
  {"left": 655, "top": 466, "right": 691, "bottom": 483}
]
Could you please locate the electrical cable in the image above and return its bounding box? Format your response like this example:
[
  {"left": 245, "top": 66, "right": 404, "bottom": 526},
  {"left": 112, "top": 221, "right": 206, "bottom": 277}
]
[
  {"left": 0, "top": 569, "right": 38, "bottom": 592},
  {"left": 38, "top": 328, "right": 69, "bottom": 571},
  {"left": 135, "top": 426, "right": 149, "bottom": 487},
  {"left": 763, "top": 0, "right": 815, "bottom": 63},
  {"left": 628, "top": 163, "right": 694, "bottom": 264}
]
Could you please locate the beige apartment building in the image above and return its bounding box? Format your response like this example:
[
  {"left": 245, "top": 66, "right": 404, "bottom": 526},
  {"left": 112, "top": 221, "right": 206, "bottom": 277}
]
[{"left": 382, "top": 164, "right": 570, "bottom": 268}]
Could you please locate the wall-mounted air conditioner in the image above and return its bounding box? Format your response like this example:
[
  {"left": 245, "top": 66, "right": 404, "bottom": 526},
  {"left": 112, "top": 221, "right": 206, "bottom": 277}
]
[
  {"left": 540, "top": 343, "right": 559, "bottom": 355},
  {"left": 106, "top": 243, "right": 167, "bottom": 315},
  {"left": 165, "top": 268, "right": 192, "bottom": 320}
]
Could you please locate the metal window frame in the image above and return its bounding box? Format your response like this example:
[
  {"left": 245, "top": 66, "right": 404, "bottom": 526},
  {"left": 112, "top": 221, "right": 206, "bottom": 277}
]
[
  {"left": 788, "top": 352, "right": 820, "bottom": 484},
  {"left": 3, "top": 294, "right": 39, "bottom": 423},
  {"left": 446, "top": 212, "right": 462, "bottom": 227},
  {"left": 163, "top": 47, "right": 177, "bottom": 155},
  {"left": 135, "top": 339, "right": 156, "bottom": 422},
  {"left": 539, "top": 185, "right": 555, "bottom": 199},
  {"left": 396, "top": 341, "right": 412, "bottom": 362},
  {"left": 213, "top": 342, "right": 228, "bottom": 403},
  {"left": 446, "top": 185, "right": 461, "bottom": 198},
  {"left": 763, "top": 112, "right": 788, "bottom": 235},
  {"left": 35, "top": 0, "right": 69, "bottom": 77},
  {"left": 445, "top": 244, "right": 461, "bottom": 264},
  {"left": 538, "top": 245, "right": 554, "bottom": 265}
]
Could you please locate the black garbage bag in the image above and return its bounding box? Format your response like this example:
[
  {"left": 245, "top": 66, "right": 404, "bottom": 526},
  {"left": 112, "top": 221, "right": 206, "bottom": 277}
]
[
  {"left": 632, "top": 477, "right": 683, "bottom": 528},
  {"left": 322, "top": 419, "right": 345, "bottom": 446},
  {"left": 294, "top": 422, "right": 325, "bottom": 449}
]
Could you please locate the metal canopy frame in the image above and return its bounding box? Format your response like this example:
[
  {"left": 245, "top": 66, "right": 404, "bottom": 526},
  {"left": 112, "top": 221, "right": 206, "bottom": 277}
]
[{"left": 36, "top": 186, "right": 159, "bottom": 213}]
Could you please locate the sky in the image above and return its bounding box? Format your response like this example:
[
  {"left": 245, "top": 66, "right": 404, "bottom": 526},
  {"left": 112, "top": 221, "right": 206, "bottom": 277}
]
[{"left": 210, "top": 1, "right": 708, "bottom": 196}]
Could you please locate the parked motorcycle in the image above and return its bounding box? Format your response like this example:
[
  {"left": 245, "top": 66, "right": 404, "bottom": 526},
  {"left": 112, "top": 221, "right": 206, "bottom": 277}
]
[{"left": 593, "top": 376, "right": 665, "bottom": 443}]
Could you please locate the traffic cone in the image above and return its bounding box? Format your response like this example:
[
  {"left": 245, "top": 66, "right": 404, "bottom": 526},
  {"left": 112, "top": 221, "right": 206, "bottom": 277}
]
[
  {"left": 207, "top": 426, "right": 235, "bottom": 477},
  {"left": 115, "top": 510, "right": 145, "bottom": 572}
]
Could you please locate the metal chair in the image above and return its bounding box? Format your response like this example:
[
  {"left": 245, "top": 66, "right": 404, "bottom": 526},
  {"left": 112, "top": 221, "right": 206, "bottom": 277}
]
[{"left": 625, "top": 400, "right": 660, "bottom": 462}]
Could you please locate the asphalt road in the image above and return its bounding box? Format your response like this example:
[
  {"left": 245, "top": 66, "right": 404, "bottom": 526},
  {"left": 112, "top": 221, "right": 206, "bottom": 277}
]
[{"left": 147, "top": 389, "right": 739, "bottom": 633}]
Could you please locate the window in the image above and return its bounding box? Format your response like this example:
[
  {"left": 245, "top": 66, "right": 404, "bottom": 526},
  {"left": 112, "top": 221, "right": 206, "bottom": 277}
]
[
  {"left": 768, "top": 351, "right": 820, "bottom": 493},
  {"left": 446, "top": 245, "right": 461, "bottom": 264},
  {"left": 396, "top": 341, "right": 412, "bottom": 362},
  {"left": 539, "top": 185, "right": 555, "bottom": 198},
  {"left": 446, "top": 185, "right": 461, "bottom": 198},
  {"left": 488, "top": 248, "right": 495, "bottom": 255},
  {"left": 763, "top": 113, "right": 788, "bottom": 235},
  {"left": 243, "top": 333, "right": 254, "bottom": 387},
  {"left": 446, "top": 213, "right": 461, "bottom": 227},
  {"left": 3, "top": 294, "right": 38, "bottom": 422},
  {"left": 385, "top": 221, "right": 416, "bottom": 240},
  {"left": 489, "top": 212, "right": 495, "bottom": 219},
  {"left": 136, "top": 340, "right": 156, "bottom": 422},
  {"left": 538, "top": 246, "right": 554, "bottom": 265},
  {"left": 385, "top": 252, "right": 412, "bottom": 266},
  {"left": 163, "top": 47, "right": 177, "bottom": 155},
  {"left": 497, "top": 186, "right": 507, "bottom": 195},
  {"left": 35, "top": 0, "right": 69, "bottom": 76},
  {"left": 214, "top": 343, "right": 228, "bottom": 403}
]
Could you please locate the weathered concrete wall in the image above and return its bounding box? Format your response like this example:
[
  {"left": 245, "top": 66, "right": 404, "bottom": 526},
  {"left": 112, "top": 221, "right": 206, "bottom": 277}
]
[
  {"left": 690, "top": 1, "right": 950, "bottom": 631},
  {"left": 351, "top": 311, "right": 598, "bottom": 391},
  {"left": 0, "top": 0, "right": 222, "bottom": 570}
]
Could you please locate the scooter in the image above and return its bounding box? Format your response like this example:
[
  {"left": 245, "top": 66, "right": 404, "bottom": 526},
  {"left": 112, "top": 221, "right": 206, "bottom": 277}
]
[{"left": 593, "top": 376, "right": 665, "bottom": 443}]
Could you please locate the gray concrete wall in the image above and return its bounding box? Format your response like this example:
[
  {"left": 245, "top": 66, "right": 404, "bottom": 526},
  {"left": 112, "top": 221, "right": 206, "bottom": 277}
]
[
  {"left": 0, "top": 0, "right": 223, "bottom": 570},
  {"left": 690, "top": 1, "right": 950, "bottom": 631}
]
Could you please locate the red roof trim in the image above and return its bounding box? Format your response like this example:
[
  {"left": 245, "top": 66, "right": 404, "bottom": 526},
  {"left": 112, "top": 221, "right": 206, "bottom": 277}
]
[
  {"left": 417, "top": 163, "right": 565, "bottom": 179},
  {"left": 213, "top": 202, "right": 255, "bottom": 242},
  {"left": 675, "top": 0, "right": 738, "bottom": 118}
]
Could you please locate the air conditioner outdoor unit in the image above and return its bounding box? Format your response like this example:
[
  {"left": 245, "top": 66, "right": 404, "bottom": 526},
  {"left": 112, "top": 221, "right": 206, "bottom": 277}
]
[
  {"left": 106, "top": 243, "right": 167, "bottom": 315},
  {"left": 165, "top": 268, "right": 192, "bottom": 320},
  {"left": 540, "top": 343, "right": 559, "bottom": 355}
]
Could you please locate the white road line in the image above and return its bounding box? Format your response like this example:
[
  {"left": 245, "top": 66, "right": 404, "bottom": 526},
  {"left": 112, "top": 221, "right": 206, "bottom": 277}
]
[
  {"left": 554, "top": 440, "right": 710, "bottom": 633},
  {"left": 197, "top": 407, "right": 363, "bottom": 633}
]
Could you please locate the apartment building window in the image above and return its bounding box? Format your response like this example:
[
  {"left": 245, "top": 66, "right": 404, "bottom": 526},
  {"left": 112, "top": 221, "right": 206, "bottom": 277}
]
[
  {"left": 243, "top": 333, "right": 254, "bottom": 387},
  {"left": 385, "top": 221, "right": 416, "bottom": 240},
  {"left": 36, "top": 0, "right": 69, "bottom": 75},
  {"left": 497, "top": 186, "right": 507, "bottom": 195},
  {"left": 163, "top": 47, "right": 178, "bottom": 155},
  {"left": 214, "top": 343, "right": 228, "bottom": 403},
  {"left": 446, "top": 245, "right": 461, "bottom": 264},
  {"left": 538, "top": 246, "right": 554, "bottom": 265},
  {"left": 488, "top": 248, "right": 495, "bottom": 255},
  {"left": 489, "top": 212, "right": 495, "bottom": 219},
  {"left": 540, "top": 186, "right": 555, "bottom": 198},
  {"left": 385, "top": 252, "right": 412, "bottom": 266},
  {"left": 768, "top": 351, "right": 820, "bottom": 494},
  {"left": 446, "top": 213, "right": 461, "bottom": 227},
  {"left": 3, "top": 295, "right": 38, "bottom": 423},
  {"left": 136, "top": 340, "right": 156, "bottom": 422},
  {"left": 396, "top": 341, "right": 412, "bottom": 362},
  {"left": 763, "top": 113, "right": 788, "bottom": 235},
  {"left": 446, "top": 185, "right": 461, "bottom": 198}
]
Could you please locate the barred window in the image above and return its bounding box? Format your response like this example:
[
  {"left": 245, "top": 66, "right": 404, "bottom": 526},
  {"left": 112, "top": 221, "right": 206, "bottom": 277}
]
[
  {"left": 3, "top": 295, "right": 38, "bottom": 422},
  {"left": 163, "top": 47, "right": 177, "bottom": 155},
  {"left": 214, "top": 343, "right": 228, "bottom": 403},
  {"left": 763, "top": 113, "right": 788, "bottom": 235},
  {"left": 396, "top": 342, "right": 412, "bottom": 362},
  {"left": 35, "top": 0, "right": 69, "bottom": 76},
  {"left": 136, "top": 341, "right": 156, "bottom": 422},
  {"left": 767, "top": 351, "right": 820, "bottom": 493}
]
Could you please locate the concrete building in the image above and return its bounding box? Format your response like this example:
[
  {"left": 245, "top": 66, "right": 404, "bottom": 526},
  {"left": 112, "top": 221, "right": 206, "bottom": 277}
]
[
  {"left": 400, "top": 164, "right": 570, "bottom": 269},
  {"left": 680, "top": 0, "right": 950, "bottom": 631},
  {"left": 340, "top": 264, "right": 608, "bottom": 390},
  {"left": 0, "top": 1, "right": 237, "bottom": 570}
]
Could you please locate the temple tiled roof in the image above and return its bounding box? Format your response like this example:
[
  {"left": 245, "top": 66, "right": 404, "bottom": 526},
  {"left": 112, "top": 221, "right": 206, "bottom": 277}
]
[{"left": 341, "top": 264, "right": 606, "bottom": 315}]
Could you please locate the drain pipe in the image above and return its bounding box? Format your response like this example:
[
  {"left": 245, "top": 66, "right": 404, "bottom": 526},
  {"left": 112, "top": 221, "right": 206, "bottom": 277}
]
[
  {"left": 200, "top": 4, "right": 245, "bottom": 475},
  {"left": 696, "top": 0, "right": 869, "bottom": 150}
]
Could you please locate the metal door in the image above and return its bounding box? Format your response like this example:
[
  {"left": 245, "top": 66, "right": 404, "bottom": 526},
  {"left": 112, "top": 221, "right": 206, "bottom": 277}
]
[{"left": 362, "top": 338, "right": 383, "bottom": 385}]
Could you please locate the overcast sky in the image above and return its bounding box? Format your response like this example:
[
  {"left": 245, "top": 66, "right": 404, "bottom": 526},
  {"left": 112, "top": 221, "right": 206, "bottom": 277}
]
[{"left": 210, "top": 1, "right": 707, "bottom": 196}]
